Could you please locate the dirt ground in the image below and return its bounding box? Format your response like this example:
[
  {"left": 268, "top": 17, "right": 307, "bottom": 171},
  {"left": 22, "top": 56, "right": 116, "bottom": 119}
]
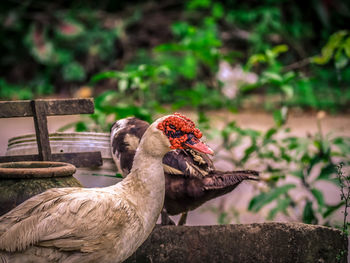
[{"left": 0, "top": 110, "right": 349, "bottom": 226}]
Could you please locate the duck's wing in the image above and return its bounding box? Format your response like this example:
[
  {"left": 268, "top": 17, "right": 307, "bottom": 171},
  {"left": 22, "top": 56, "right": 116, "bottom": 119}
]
[
  {"left": 110, "top": 117, "right": 149, "bottom": 176},
  {"left": 202, "top": 170, "right": 259, "bottom": 190},
  {"left": 0, "top": 187, "right": 140, "bottom": 253},
  {"left": 165, "top": 170, "right": 259, "bottom": 215},
  {"left": 163, "top": 149, "right": 214, "bottom": 178},
  {"left": 0, "top": 187, "right": 76, "bottom": 236}
]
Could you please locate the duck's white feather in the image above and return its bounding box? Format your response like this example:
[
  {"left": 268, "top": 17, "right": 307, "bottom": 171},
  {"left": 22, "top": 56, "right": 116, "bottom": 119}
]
[{"left": 0, "top": 116, "right": 172, "bottom": 263}]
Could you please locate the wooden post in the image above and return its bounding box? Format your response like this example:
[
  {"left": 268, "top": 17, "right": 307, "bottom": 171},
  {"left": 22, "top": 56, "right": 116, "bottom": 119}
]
[{"left": 31, "top": 100, "right": 52, "bottom": 161}]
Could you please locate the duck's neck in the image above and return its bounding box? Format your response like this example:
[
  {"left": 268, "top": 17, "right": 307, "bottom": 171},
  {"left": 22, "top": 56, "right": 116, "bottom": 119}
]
[{"left": 116, "top": 127, "right": 169, "bottom": 231}]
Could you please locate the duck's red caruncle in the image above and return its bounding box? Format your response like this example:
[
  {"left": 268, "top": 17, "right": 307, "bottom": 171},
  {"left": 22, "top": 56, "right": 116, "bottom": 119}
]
[{"left": 157, "top": 113, "right": 202, "bottom": 149}]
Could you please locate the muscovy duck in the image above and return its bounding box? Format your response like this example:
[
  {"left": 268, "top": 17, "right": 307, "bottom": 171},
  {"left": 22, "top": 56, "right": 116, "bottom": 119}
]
[
  {"left": 0, "top": 113, "right": 212, "bottom": 263},
  {"left": 110, "top": 115, "right": 259, "bottom": 225}
]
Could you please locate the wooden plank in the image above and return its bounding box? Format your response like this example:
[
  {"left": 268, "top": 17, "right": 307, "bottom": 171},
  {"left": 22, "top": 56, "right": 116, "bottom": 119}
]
[
  {"left": 0, "top": 100, "right": 33, "bottom": 118},
  {"left": 0, "top": 152, "right": 103, "bottom": 168},
  {"left": 44, "top": 98, "right": 94, "bottom": 116},
  {"left": 0, "top": 98, "right": 94, "bottom": 118},
  {"left": 31, "top": 100, "right": 52, "bottom": 161},
  {"left": 0, "top": 155, "right": 38, "bottom": 162},
  {"left": 52, "top": 152, "right": 103, "bottom": 168}
]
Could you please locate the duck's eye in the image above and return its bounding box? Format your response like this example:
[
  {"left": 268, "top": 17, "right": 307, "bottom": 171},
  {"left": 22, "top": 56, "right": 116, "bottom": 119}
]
[
  {"left": 174, "top": 130, "right": 183, "bottom": 138},
  {"left": 169, "top": 124, "right": 176, "bottom": 129}
]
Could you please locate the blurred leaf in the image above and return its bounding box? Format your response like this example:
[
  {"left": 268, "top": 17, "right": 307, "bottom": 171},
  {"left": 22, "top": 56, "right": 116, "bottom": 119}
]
[
  {"left": 323, "top": 201, "right": 345, "bottom": 218},
  {"left": 75, "top": 121, "right": 88, "bottom": 132},
  {"left": 334, "top": 53, "right": 348, "bottom": 69},
  {"left": 290, "top": 170, "right": 304, "bottom": 179},
  {"left": 311, "top": 188, "right": 325, "bottom": 209},
  {"left": 267, "top": 197, "right": 291, "bottom": 220},
  {"left": 212, "top": 3, "right": 224, "bottom": 19},
  {"left": 155, "top": 43, "right": 182, "bottom": 52},
  {"left": 273, "top": 106, "right": 288, "bottom": 127},
  {"left": 91, "top": 71, "right": 119, "bottom": 83},
  {"left": 280, "top": 147, "right": 292, "bottom": 163},
  {"left": 333, "top": 137, "right": 350, "bottom": 155},
  {"left": 248, "top": 184, "right": 296, "bottom": 212},
  {"left": 187, "top": 0, "right": 211, "bottom": 9},
  {"left": 218, "top": 211, "right": 230, "bottom": 225},
  {"left": 241, "top": 144, "right": 257, "bottom": 163},
  {"left": 171, "top": 22, "right": 192, "bottom": 37},
  {"left": 119, "top": 79, "right": 128, "bottom": 92},
  {"left": 283, "top": 71, "right": 296, "bottom": 83},
  {"left": 62, "top": 62, "right": 86, "bottom": 81},
  {"left": 312, "top": 30, "right": 348, "bottom": 65},
  {"left": 317, "top": 164, "right": 336, "bottom": 181},
  {"left": 306, "top": 155, "right": 323, "bottom": 174},
  {"left": 180, "top": 55, "right": 197, "bottom": 79},
  {"left": 262, "top": 72, "right": 283, "bottom": 85},
  {"left": 302, "top": 200, "right": 318, "bottom": 224},
  {"left": 247, "top": 54, "right": 266, "bottom": 68},
  {"left": 264, "top": 128, "right": 277, "bottom": 141},
  {"left": 271, "top": 44, "right": 289, "bottom": 56},
  {"left": 281, "top": 84, "right": 294, "bottom": 98},
  {"left": 295, "top": 78, "right": 317, "bottom": 108},
  {"left": 344, "top": 37, "right": 350, "bottom": 58}
]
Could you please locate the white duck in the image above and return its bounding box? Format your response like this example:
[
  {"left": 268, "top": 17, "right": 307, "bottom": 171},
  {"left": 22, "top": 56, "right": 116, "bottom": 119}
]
[{"left": 0, "top": 113, "right": 212, "bottom": 263}]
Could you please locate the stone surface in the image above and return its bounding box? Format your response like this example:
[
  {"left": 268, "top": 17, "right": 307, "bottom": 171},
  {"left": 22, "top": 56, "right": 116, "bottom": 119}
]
[{"left": 125, "top": 222, "right": 347, "bottom": 263}]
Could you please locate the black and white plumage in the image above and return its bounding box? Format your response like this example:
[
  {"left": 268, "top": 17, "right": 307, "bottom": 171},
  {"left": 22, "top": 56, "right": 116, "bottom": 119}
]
[{"left": 110, "top": 117, "right": 259, "bottom": 225}]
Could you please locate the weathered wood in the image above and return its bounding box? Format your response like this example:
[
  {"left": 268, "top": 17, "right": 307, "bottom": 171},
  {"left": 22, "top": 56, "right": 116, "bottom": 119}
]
[
  {"left": 51, "top": 152, "right": 103, "bottom": 167},
  {"left": 0, "top": 152, "right": 102, "bottom": 168},
  {"left": 0, "top": 98, "right": 94, "bottom": 118},
  {"left": 0, "top": 98, "right": 103, "bottom": 169},
  {"left": 31, "top": 100, "right": 52, "bottom": 161}
]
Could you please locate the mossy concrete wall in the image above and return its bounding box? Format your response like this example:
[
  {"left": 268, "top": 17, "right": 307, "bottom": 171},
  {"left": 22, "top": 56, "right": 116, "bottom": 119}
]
[{"left": 125, "top": 222, "right": 347, "bottom": 263}]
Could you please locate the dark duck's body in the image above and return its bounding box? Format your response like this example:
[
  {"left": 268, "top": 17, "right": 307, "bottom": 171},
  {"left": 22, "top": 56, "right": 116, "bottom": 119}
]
[{"left": 111, "top": 116, "right": 259, "bottom": 224}]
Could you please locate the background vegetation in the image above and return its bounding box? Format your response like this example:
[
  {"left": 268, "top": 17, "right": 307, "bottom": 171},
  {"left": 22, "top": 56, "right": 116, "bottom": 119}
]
[{"left": 1, "top": 0, "right": 349, "bottom": 231}]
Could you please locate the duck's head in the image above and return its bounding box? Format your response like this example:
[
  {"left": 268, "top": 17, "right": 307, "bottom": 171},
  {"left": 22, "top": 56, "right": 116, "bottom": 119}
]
[{"left": 154, "top": 113, "right": 214, "bottom": 155}]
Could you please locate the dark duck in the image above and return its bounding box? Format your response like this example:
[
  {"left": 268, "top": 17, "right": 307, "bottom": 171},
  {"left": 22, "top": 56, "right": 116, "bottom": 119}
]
[{"left": 110, "top": 113, "right": 259, "bottom": 225}]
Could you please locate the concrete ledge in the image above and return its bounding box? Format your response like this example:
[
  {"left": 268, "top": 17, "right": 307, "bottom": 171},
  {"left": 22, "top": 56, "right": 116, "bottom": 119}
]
[{"left": 125, "top": 222, "right": 347, "bottom": 263}]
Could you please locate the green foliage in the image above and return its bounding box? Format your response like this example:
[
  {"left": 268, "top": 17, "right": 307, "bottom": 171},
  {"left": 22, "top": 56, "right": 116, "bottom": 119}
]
[
  {"left": 0, "top": 77, "right": 53, "bottom": 100},
  {"left": 1, "top": 0, "right": 349, "bottom": 113},
  {"left": 312, "top": 30, "right": 350, "bottom": 69},
  {"left": 248, "top": 184, "right": 296, "bottom": 213},
  {"left": 148, "top": 13, "right": 226, "bottom": 108},
  {"left": 243, "top": 38, "right": 350, "bottom": 112},
  {"left": 243, "top": 45, "right": 299, "bottom": 112},
  {"left": 213, "top": 115, "right": 350, "bottom": 226},
  {"left": 67, "top": 64, "right": 171, "bottom": 131},
  {"left": 86, "top": 2, "right": 231, "bottom": 131},
  {"left": 225, "top": 3, "right": 311, "bottom": 53},
  {"left": 0, "top": 4, "right": 123, "bottom": 99},
  {"left": 223, "top": 0, "right": 349, "bottom": 56},
  {"left": 62, "top": 62, "right": 86, "bottom": 82},
  {"left": 336, "top": 163, "right": 350, "bottom": 234}
]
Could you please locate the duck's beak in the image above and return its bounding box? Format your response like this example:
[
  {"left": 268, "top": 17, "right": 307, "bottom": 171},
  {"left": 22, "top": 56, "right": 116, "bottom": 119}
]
[{"left": 184, "top": 134, "right": 214, "bottom": 155}]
